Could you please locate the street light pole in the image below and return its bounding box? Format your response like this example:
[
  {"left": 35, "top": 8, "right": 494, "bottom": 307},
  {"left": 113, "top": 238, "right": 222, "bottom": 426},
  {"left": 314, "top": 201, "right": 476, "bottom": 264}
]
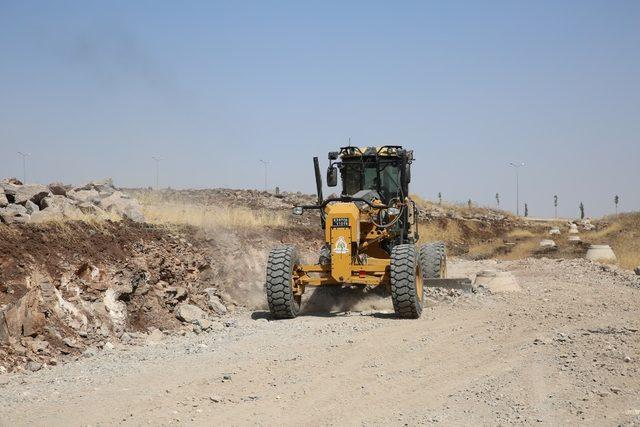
[
  {"left": 259, "top": 159, "right": 270, "bottom": 192},
  {"left": 509, "top": 162, "right": 525, "bottom": 216},
  {"left": 152, "top": 156, "right": 162, "bottom": 190},
  {"left": 17, "top": 151, "right": 30, "bottom": 183}
]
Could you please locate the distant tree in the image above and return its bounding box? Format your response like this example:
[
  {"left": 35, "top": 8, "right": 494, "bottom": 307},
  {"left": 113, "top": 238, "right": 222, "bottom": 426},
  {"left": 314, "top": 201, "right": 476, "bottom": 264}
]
[
  {"left": 438, "top": 192, "right": 442, "bottom": 205},
  {"left": 554, "top": 195, "right": 558, "bottom": 218},
  {"left": 467, "top": 199, "right": 472, "bottom": 209},
  {"left": 614, "top": 195, "right": 619, "bottom": 215},
  {"left": 524, "top": 203, "right": 529, "bottom": 217},
  {"left": 495, "top": 192, "right": 500, "bottom": 208},
  {"left": 579, "top": 202, "right": 585, "bottom": 219}
]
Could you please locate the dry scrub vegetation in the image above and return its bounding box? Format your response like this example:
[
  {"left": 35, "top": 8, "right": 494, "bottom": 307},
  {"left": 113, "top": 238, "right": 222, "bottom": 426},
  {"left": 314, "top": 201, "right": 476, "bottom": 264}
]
[
  {"left": 140, "top": 203, "right": 288, "bottom": 229},
  {"left": 589, "top": 213, "right": 640, "bottom": 269},
  {"left": 411, "top": 194, "right": 513, "bottom": 218}
]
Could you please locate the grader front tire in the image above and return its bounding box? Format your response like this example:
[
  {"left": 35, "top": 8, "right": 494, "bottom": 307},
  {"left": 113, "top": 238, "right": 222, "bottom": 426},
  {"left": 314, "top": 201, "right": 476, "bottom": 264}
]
[
  {"left": 390, "top": 244, "right": 424, "bottom": 319},
  {"left": 265, "top": 246, "right": 301, "bottom": 319}
]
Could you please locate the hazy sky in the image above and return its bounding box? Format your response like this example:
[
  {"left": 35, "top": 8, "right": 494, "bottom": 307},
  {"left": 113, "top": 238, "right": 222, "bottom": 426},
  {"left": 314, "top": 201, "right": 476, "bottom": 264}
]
[{"left": 1, "top": 1, "right": 639, "bottom": 217}]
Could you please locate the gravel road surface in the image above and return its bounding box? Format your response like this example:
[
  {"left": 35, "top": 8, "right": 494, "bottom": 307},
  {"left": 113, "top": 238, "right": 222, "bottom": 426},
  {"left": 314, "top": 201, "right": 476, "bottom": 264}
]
[{"left": 1, "top": 258, "right": 639, "bottom": 426}]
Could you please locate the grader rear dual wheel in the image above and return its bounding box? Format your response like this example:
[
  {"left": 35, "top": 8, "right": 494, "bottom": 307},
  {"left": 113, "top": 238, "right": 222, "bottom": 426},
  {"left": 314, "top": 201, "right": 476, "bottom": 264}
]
[{"left": 419, "top": 241, "right": 447, "bottom": 279}]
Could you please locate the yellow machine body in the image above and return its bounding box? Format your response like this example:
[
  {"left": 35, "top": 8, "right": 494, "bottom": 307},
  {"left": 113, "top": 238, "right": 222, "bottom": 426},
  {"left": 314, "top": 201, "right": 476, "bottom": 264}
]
[{"left": 292, "top": 201, "right": 395, "bottom": 296}]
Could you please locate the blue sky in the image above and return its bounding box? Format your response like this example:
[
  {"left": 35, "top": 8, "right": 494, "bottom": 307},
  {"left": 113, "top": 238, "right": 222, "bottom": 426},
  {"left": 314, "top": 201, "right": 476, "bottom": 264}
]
[{"left": 1, "top": 1, "right": 639, "bottom": 217}]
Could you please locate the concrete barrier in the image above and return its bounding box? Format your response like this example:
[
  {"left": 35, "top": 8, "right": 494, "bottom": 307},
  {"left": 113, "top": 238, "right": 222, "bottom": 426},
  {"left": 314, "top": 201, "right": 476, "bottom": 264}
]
[{"left": 585, "top": 245, "right": 617, "bottom": 262}]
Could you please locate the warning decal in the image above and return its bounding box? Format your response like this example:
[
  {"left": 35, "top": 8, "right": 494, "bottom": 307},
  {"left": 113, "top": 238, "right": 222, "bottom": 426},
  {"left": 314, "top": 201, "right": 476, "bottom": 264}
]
[{"left": 333, "top": 236, "right": 349, "bottom": 254}]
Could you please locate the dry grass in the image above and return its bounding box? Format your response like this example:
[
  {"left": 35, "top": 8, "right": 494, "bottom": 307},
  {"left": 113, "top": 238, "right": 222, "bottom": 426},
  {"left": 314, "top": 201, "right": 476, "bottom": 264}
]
[
  {"left": 506, "top": 229, "right": 535, "bottom": 239},
  {"left": 417, "top": 220, "right": 464, "bottom": 245},
  {"left": 141, "top": 203, "right": 288, "bottom": 229},
  {"left": 588, "top": 213, "right": 640, "bottom": 270}
]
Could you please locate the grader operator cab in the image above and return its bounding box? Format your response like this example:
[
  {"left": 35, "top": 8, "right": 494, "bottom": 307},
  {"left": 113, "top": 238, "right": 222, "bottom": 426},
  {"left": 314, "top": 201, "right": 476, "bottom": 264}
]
[{"left": 265, "top": 146, "right": 447, "bottom": 319}]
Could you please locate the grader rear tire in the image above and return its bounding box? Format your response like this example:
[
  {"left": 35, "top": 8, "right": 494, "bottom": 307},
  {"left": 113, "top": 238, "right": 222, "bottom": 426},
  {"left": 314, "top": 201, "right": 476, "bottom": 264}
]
[
  {"left": 419, "top": 242, "right": 447, "bottom": 279},
  {"left": 390, "top": 244, "right": 423, "bottom": 319},
  {"left": 265, "top": 246, "right": 301, "bottom": 319}
]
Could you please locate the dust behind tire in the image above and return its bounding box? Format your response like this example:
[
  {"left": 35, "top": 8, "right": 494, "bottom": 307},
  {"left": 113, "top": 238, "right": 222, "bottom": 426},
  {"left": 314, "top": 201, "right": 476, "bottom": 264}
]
[
  {"left": 419, "top": 241, "right": 447, "bottom": 279},
  {"left": 266, "top": 246, "right": 301, "bottom": 319},
  {"left": 390, "top": 244, "right": 423, "bottom": 319}
]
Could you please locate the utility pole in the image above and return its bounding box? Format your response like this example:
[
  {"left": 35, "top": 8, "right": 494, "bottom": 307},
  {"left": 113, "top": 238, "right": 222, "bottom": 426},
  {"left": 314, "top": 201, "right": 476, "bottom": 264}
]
[
  {"left": 17, "top": 151, "right": 30, "bottom": 183},
  {"left": 152, "top": 156, "right": 162, "bottom": 190},
  {"left": 509, "top": 162, "right": 525, "bottom": 216},
  {"left": 259, "top": 159, "right": 270, "bottom": 192}
]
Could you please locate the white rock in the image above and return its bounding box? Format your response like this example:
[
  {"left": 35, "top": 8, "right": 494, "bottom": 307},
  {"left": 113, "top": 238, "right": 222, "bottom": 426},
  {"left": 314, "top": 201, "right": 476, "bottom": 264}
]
[
  {"left": 540, "top": 239, "right": 556, "bottom": 248},
  {"left": 203, "top": 288, "right": 227, "bottom": 316},
  {"left": 0, "top": 204, "right": 30, "bottom": 224},
  {"left": 175, "top": 304, "right": 207, "bottom": 324},
  {"left": 99, "top": 192, "right": 144, "bottom": 222},
  {"left": 67, "top": 189, "right": 101, "bottom": 204},
  {"left": 25, "top": 200, "right": 40, "bottom": 214},
  {"left": 474, "top": 270, "right": 521, "bottom": 293},
  {"left": 41, "top": 195, "right": 83, "bottom": 219}
]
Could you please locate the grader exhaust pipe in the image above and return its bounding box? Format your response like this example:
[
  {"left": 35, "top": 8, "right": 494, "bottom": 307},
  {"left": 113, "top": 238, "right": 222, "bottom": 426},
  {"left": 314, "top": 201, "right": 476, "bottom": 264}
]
[{"left": 313, "top": 156, "right": 323, "bottom": 204}]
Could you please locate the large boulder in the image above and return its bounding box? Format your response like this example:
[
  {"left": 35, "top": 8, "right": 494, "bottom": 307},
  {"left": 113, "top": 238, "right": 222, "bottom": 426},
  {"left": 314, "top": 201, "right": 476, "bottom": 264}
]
[
  {"left": 0, "top": 193, "right": 8, "bottom": 208},
  {"left": 0, "top": 204, "right": 30, "bottom": 224},
  {"left": 67, "top": 189, "right": 101, "bottom": 204},
  {"left": 77, "top": 202, "right": 111, "bottom": 219},
  {"left": 1, "top": 290, "right": 46, "bottom": 341},
  {"left": 25, "top": 200, "right": 40, "bottom": 214},
  {"left": 99, "top": 192, "right": 144, "bottom": 222},
  {"left": 1, "top": 183, "right": 50, "bottom": 205},
  {"left": 175, "top": 304, "right": 207, "bottom": 324},
  {"left": 48, "top": 183, "right": 69, "bottom": 196},
  {"left": 203, "top": 288, "right": 227, "bottom": 316},
  {"left": 75, "top": 178, "right": 115, "bottom": 196},
  {"left": 41, "top": 195, "right": 83, "bottom": 218},
  {"left": 1, "top": 177, "right": 23, "bottom": 186}
]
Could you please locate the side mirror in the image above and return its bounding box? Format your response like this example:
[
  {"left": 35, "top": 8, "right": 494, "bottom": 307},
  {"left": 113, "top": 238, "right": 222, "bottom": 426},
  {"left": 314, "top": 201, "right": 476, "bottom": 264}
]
[
  {"left": 405, "top": 164, "right": 411, "bottom": 183},
  {"left": 328, "top": 151, "right": 339, "bottom": 161},
  {"left": 327, "top": 166, "right": 338, "bottom": 187}
]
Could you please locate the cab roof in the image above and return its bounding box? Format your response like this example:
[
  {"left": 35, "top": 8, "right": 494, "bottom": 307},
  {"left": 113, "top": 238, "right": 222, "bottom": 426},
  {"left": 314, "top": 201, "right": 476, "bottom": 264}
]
[{"left": 339, "top": 146, "right": 405, "bottom": 158}]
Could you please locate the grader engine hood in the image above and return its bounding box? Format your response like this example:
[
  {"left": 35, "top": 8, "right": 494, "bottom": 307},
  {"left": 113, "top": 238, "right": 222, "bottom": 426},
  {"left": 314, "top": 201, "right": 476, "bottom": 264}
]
[{"left": 325, "top": 203, "right": 360, "bottom": 282}]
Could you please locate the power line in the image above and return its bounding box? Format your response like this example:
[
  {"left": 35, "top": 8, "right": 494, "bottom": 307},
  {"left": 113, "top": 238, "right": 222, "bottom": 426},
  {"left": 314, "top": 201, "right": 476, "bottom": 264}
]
[
  {"left": 509, "top": 162, "right": 525, "bottom": 216},
  {"left": 17, "top": 151, "right": 30, "bottom": 183},
  {"left": 152, "top": 156, "right": 163, "bottom": 190},
  {"left": 259, "top": 159, "right": 270, "bottom": 192}
]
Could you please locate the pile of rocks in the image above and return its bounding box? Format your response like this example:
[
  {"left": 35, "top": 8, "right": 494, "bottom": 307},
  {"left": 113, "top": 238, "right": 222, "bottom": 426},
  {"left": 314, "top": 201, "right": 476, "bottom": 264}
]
[
  {"left": 416, "top": 203, "right": 510, "bottom": 223},
  {"left": 0, "top": 178, "right": 144, "bottom": 224}
]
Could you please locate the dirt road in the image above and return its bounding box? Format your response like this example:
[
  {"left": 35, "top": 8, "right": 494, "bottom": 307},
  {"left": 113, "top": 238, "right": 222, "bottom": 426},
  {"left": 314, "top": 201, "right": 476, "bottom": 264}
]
[{"left": 1, "top": 258, "right": 639, "bottom": 426}]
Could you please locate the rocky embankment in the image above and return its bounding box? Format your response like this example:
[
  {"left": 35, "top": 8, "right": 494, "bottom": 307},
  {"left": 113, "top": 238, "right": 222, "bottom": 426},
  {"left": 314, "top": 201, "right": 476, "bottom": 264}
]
[
  {"left": 0, "top": 221, "right": 230, "bottom": 373},
  {"left": 0, "top": 178, "right": 143, "bottom": 224}
]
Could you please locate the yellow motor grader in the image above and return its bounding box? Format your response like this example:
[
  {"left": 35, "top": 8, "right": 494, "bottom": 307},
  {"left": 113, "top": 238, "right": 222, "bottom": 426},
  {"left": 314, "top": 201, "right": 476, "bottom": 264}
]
[{"left": 265, "top": 146, "right": 448, "bottom": 319}]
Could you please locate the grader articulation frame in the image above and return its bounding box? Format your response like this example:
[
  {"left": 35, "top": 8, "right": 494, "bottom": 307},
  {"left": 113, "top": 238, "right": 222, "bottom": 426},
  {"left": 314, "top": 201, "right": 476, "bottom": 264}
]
[{"left": 265, "top": 146, "right": 448, "bottom": 319}]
